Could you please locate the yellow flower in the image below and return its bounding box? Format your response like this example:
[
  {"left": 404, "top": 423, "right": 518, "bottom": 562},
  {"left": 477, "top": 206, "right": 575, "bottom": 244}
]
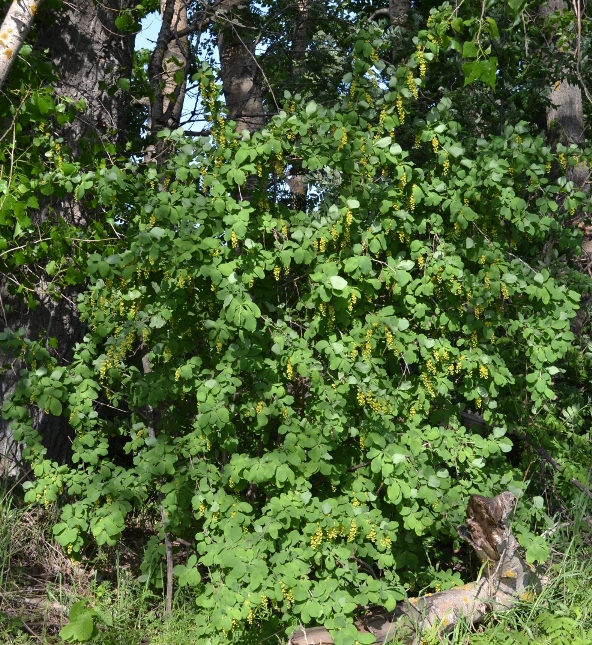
[{"left": 396, "top": 95, "right": 405, "bottom": 124}]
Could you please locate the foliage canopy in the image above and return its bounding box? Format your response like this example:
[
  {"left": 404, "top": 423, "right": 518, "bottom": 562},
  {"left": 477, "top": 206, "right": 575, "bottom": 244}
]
[{"left": 1, "top": 1, "right": 592, "bottom": 643}]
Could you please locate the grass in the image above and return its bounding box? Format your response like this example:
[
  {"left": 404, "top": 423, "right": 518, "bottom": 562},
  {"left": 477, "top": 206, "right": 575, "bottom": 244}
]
[{"left": 0, "top": 484, "right": 590, "bottom": 645}]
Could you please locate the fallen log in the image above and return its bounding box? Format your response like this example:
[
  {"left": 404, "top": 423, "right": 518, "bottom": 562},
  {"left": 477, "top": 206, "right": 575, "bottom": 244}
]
[{"left": 288, "top": 492, "right": 540, "bottom": 645}]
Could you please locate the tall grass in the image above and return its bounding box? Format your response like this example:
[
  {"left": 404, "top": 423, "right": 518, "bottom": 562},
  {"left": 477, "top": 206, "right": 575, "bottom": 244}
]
[{"left": 0, "top": 484, "right": 590, "bottom": 644}]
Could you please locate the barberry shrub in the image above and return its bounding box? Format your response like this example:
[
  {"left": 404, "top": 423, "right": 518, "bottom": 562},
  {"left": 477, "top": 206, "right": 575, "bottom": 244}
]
[{"left": 2, "top": 5, "right": 589, "bottom": 644}]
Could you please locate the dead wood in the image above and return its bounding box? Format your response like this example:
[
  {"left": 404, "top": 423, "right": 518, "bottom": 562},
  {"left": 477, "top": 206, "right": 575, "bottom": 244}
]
[{"left": 288, "top": 492, "right": 540, "bottom": 645}]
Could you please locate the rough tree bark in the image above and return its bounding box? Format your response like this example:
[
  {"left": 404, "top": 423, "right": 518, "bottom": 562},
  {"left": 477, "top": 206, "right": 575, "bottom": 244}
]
[
  {"left": 0, "top": 0, "right": 136, "bottom": 472},
  {"left": 389, "top": 0, "right": 410, "bottom": 28},
  {"left": 370, "top": 0, "right": 410, "bottom": 28},
  {"left": 288, "top": 493, "right": 540, "bottom": 645},
  {"left": 540, "top": 0, "right": 587, "bottom": 187},
  {"left": 217, "top": 4, "right": 264, "bottom": 136},
  {"left": 35, "top": 0, "right": 136, "bottom": 156}
]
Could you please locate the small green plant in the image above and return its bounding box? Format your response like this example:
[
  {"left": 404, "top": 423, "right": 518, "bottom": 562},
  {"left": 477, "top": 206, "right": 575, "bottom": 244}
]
[{"left": 60, "top": 600, "right": 112, "bottom": 643}]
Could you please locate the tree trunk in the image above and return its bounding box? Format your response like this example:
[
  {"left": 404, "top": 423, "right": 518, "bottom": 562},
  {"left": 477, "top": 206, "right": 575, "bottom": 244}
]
[
  {"left": 389, "top": 0, "right": 410, "bottom": 28},
  {"left": 0, "top": 0, "right": 40, "bottom": 89},
  {"left": 0, "top": 0, "right": 136, "bottom": 472},
  {"left": 34, "top": 0, "right": 136, "bottom": 156},
  {"left": 148, "top": 0, "right": 191, "bottom": 134},
  {"left": 217, "top": 5, "right": 264, "bottom": 136},
  {"left": 540, "top": 0, "right": 587, "bottom": 187}
]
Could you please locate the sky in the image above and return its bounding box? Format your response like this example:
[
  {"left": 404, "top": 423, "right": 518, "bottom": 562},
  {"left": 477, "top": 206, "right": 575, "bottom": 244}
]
[
  {"left": 136, "top": 13, "right": 161, "bottom": 52},
  {"left": 134, "top": 13, "right": 209, "bottom": 129}
]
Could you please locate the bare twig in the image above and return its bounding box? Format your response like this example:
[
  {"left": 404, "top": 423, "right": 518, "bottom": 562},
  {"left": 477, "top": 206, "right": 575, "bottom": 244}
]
[{"left": 369, "top": 7, "right": 390, "bottom": 21}]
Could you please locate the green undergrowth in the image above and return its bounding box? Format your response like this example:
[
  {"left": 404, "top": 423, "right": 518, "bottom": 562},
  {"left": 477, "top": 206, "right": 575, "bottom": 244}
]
[{"left": 0, "top": 486, "right": 591, "bottom": 645}]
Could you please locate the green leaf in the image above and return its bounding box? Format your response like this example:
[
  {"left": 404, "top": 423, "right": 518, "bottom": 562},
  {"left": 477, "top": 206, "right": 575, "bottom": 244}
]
[
  {"left": 374, "top": 136, "right": 392, "bottom": 148},
  {"left": 462, "top": 41, "right": 478, "bottom": 58},
  {"left": 306, "top": 101, "right": 317, "bottom": 116},
  {"left": 329, "top": 275, "right": 348, "bottom": 290},
  {"left": 59, "top": 602, "right": 96, "bottom": 642},
  {"left": 49, "top": 397, "right": 63, "bottom": 416},
  {"left": 506, "top": 0, "right": 527, "bottom": 13},
  {"left": 526, "top": 539, "right": 549, "bottom": 564}
]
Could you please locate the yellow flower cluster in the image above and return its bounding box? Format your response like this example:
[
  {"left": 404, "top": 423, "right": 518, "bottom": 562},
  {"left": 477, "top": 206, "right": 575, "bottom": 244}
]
[
  {"left": 331, "top": 224, "right": 339, "bottom": 242},
  {"left": 348, "top": 291, "right": 357, "bottom": 312},
  {"left": 286, "top": 359, "right": 294, "bottom": 380},
  {"left": 347, "top": 519, "right": 357, "bottom": 542},
  {"left": 409, "top": 185, "right": 417, "bottom": 211},
  {"left": 280, "top": 581, "right": 295, "bottom": 606},
  {"left": 434, "top": 348, "right": 449, "bottom": 362},
  {"left": 479, "top": 364, "right": 489, "bottom": 379},
  {"left": 559, "top": 153, "right": 567, "bottom": 170},
  {"left": 357, "top": 389, "right": 366, "bottom": 406},
  {"left": 328, "top": 303, "right": 336, "bottom": 325},
  {"left": 273, "top": 265, "right": 281, "bottom": 281},
  {"left": 380, "top": 535, "right": 392, "bottom": 549},
  {"left": 326, "top": 524, "right": 340, "bottom": 541},
  {"left": 407, "top": 72, "right": 418, "bottom": 100},
  {"left": 396, "top": 95, "right": 405, "bottom": 124},
  {"left": 417, "top": 46, "right": 427, "bottom": 77},
  {"left": 199, "top": 76, "right": 218, "bottom": 114},
  {"left": 310, "top": 524, "right": 323, "bottom": 549},
  {"left": 443, "top": 154, "right": 450, "bottom": 176},
  {"left": 421, "top": 373, "right": 436, "bottom": 398},
  {"left": 501, "top": 282, "right": 509, "bottom": 299},
  {"left": 362, "top": 328, "right": 373, "bottom": 358},
  {"left": 385, "top": 328, "right": 394, "bottom": 349}
]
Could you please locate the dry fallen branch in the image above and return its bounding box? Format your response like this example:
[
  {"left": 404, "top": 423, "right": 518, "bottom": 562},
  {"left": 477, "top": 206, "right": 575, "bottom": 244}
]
[{"left": 288, "top": 492, "right": 540, "bottom": 645}]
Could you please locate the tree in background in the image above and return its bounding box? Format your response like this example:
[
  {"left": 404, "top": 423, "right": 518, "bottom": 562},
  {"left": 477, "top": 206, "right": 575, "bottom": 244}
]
[{"left": 1, "top": 1, "right": 592, "bottom": 643}]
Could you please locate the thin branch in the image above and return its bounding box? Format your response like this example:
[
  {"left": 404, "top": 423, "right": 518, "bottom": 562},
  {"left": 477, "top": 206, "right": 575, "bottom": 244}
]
[
  {"left": 369, "top": 7, "right": 390, "bottom": 21},
  {"left": 348, "top": 461, "right": 370, "bottom": 472}
]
